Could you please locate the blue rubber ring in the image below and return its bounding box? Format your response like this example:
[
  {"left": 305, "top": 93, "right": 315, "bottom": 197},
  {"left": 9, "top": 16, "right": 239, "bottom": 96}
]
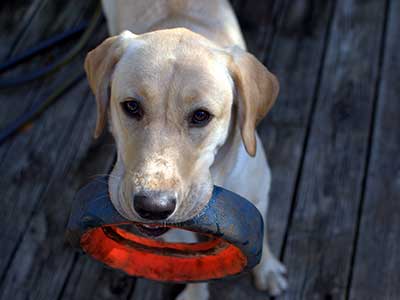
[{"left": 66, "top": 176, "right": 263, "bottom": 281}]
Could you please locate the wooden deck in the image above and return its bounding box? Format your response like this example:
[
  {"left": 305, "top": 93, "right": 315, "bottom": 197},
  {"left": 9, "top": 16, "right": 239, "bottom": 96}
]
[{"left": 0, "top": 0, "right": 399, "bottom": 299}]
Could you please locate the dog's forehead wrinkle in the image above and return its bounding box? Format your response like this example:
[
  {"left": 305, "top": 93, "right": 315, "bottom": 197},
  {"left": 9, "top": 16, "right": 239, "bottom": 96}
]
[{"left": 115, "top": 39, "right": 233, "bottom": 113}]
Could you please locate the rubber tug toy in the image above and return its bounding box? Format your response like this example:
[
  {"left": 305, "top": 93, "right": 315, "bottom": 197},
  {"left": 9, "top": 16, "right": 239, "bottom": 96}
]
[{"left": 66, "top": 177, "right": 264, "bottom": 283}]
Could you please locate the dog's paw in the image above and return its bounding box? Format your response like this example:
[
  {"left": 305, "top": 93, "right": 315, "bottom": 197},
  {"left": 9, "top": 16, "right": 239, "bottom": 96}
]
[
  {"left": 176, "top": 283, "right": 209, "bottom": 300},
  {"left": 253, "top": 255, "right": 288, "bottom": 296}
]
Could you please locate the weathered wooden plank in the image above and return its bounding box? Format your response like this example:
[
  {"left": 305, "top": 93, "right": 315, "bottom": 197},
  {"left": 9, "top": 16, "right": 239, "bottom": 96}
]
[
  {"left": 0, "top": 0, "right": 51, "bottom": 137},
  {"left": 131, "top": 279, "right": 183, "bottom": 300},
  {"left": 208, "top": 1, "right": 335, "bottom": 299},
  {"left": 5, "top": 0, "right": 95, "bottom": 59},
  {"left": 0, "top": 2, "right": 124, "bottom": 300},
  {"left": 0, "top": 1, "right": 392, "bottom": 299},
  {"left": 0, "top": 0, "right": 98, "bottom": 259},
  {"left": 0, "top": 0, "right": 98, "bottom": 136},
  {"left": 280, "top": 0, "right": 387, "bottom": 299},
  {"left": 62, "top": 257, "right": 136, "bottom": 300},
  {"left": 0, "top": 81, "right": 116, "bottom": 300},
  {"left": 260, "top": 0, "right": 335, "bottom": 256},
  {"left": 348, "top": 0, "right": 399, "bottom": 299},
  {"left": 236, "top": 0, "right": 280, "bottom": 56},
  {"left": 0, "top": 0, "right": 100, "bottom": 282},
  {"left": 1, "top": 2, "right": 141, "bottom": 299},
  {"left": 0, "top": 0, "right": 43, "bottom": 60}
]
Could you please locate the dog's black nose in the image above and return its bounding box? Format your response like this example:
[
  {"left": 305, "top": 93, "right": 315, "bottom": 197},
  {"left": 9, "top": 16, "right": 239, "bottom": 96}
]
[{"left": 133, "top": 192, "right": 176, "bottom": 220}]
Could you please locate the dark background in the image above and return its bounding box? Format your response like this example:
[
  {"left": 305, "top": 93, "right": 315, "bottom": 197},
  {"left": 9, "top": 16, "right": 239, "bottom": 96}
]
[{"left": 0, "top": 0, "right": 399, "bottom": 299}]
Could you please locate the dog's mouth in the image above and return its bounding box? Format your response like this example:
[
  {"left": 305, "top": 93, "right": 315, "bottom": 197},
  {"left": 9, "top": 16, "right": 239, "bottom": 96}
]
[{"left": 135, "top": 224, "right": 170, "bottom": 237}]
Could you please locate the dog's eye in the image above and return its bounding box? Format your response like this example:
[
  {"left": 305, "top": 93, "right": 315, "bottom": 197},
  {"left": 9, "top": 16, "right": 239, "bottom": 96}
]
[
  {"left": 121, "top": 100, "right": 143, "bottom": 119},
  {"left": 190, "top": 109, "right": 212, "bottom": 127}
]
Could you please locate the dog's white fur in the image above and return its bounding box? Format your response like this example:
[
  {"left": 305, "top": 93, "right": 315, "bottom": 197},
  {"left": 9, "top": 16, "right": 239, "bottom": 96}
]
[{"left": 91, "top": 0, "right": 288, "bottom": 299}]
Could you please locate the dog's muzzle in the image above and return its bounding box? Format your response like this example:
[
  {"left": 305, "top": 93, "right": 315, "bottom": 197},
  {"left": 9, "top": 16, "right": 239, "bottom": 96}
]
[{"left": 66, "top": 176, "right": 263, "bottom": 283}]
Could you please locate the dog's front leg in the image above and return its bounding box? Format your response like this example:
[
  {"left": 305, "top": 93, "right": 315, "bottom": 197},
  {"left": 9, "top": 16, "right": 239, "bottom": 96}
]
[
  {"left": 252, "top": 190, "right": 288, "bottom": 296},
  {"left": 253, "top": 227, "right": 288, "bottom": 296}
]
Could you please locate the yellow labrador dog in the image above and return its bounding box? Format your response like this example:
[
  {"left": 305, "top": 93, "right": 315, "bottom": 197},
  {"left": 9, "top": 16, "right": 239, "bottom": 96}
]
[{"left": 85, "top": 0, "right": 287, "bottom": 299}]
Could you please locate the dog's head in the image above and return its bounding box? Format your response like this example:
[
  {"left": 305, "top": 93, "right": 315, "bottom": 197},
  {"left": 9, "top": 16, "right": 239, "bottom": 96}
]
[{"left": 85, "top": 28, "right": 278, "bottom": 227}]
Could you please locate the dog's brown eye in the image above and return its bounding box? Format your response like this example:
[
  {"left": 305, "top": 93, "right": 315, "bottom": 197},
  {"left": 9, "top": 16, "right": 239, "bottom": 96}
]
[
  {"left": 190, "top": 109, "right": 212, "bottom": 127},
  {"left": 121, "top": 100, "right": 143, "bottom": 119}
]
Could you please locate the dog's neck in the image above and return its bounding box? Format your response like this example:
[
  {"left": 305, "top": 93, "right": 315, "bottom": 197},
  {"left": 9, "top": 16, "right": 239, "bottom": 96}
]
[{"left": 102, "top": 0, "right": 245, "bottom": 48}]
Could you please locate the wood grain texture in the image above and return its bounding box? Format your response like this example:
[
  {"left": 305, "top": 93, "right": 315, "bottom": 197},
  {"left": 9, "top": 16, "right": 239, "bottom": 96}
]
[
  {"left": 209, "top": 1, "right": 335, "bottom": 298},
  {"left": 260, "top": 0, "right": 335, "bottom": 256},
  {"left": 0, "top": 1, "right": 124, "bottom": 300},
  {"left": 0, "top": 0, "right": 98, "bottom": 282},
  {"left": 280, "top": 0, "right": 388, "bottom": 299},
  {"left": 0, "top": 0, "right": 398, "bottom": 299},
  {"left": 348, "top": 0, "right": 399, "bottom": 299},
  {"left": 0, "top": 0, "right": 43, "bottom": 60},
  {"left": 62, "top": 260, "right": 136, "bottom": 300},
  {"left": 131, "top": 279, "right": 183, "bottom": 300},
  {"left": 0, "top": 0, "right": 97, "bottom": 134}
]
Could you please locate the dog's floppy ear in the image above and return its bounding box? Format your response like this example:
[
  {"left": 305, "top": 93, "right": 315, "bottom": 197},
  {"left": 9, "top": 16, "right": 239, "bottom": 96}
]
[
  {"left": 84, "top": 31, "right": 137, "bottom": 138},
  {"left": 226, "top": 46, "right": 279, "bottom": 156}
]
